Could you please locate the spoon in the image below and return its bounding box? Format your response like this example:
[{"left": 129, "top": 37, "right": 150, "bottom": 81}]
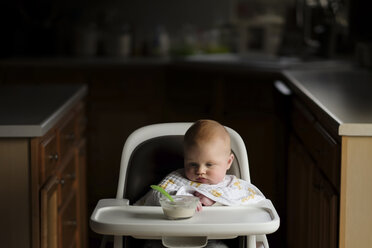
[{"left": 151, "top": 185, "right": 174, "bottom": 202}]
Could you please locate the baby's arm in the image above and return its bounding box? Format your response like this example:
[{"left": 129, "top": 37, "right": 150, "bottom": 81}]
[{"left": 194, "top": 191, "right": 215, "bottom": 208}]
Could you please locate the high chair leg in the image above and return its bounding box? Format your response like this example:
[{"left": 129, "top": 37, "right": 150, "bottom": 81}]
[
  {"left": 114, "top": 236, "right": 123, "bottom": 248},
  {"left": 99, "top": 235, "right": 107, "bottom": 248},
  {"left": 247, "top": 235, "right": 256, "bottom": 248}
]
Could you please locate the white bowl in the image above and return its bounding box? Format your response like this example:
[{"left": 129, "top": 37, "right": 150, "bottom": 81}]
[{"left": 159, "top": 195, "right": 199, "bottom": 220}]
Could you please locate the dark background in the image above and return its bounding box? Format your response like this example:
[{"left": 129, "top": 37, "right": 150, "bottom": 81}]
[{"left": 1, "top": 0, "right": 370, "bottom": 59}]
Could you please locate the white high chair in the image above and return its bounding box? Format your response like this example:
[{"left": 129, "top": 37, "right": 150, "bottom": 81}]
[{"left": 90, "top": 123, "right": 279, "bottom": 248}]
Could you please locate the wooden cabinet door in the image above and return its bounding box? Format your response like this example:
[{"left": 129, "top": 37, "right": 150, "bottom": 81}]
[
  {"left": 311, "top": 168, "right": 338, "bottom": 248},
  {"left": 287, "top": 134, "right": 339, "bottom": 248},
  {"left": 59, "top": 194, "right": 77, "bottom": 248},
  {"left": 40, "top": 132, "right": 59, "bottom": 184},
  {"left": 40, "top": 176, "right": 59, "bottom": 248},
  {"left": 287, "top": 135, "right": 313, "bottom": 248}
]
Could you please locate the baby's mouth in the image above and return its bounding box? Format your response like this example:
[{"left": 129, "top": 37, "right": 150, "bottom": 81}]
[{"left": 196, "top": 177, "right": 208, "bottom": 183}]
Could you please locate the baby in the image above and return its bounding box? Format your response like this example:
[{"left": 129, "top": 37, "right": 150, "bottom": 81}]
[
  {"left": 136, "top": 119, "right": 265, "bottom": 210},
  {"left": 136, "top": 120, "right": 265, "bottom": 248}
]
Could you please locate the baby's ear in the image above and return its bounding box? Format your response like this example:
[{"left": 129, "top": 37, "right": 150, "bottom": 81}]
[{"left": 227, "top": 153, "right": 234, "bottom": 169}]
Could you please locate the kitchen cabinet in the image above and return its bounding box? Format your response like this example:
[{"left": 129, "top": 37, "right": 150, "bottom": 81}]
[
  {"left": 40, "top": 176, "right": 59, "bottom": 248},
  {"left": 286, "top": 96, "right": 340, "bottom": 248},
  {"left": 37, "top": 100, "right": 87, "bottom": 248},
  {"left": 286, "top": 134, "right": 312, "bottom": 248},
  {"left": 0, "top": 61, "right": 168, "bottom": 247},
  {"left": 0, "top": 86, "right": 87, "bottom": 248},
  {"left": 287, "top": 135, "right": 338, "bottom": 248},
  {"left": 311, "top": 165, "right": 338, "bottom": 248}
]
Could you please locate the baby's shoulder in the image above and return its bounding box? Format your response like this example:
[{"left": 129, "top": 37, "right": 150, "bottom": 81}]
[
  {"left": 224, "top": 175, "right": 250, "bottom": 186},
  {"left": 159, "top": 168, "right": 187, "bottom": 183},
  {"left": 167, "top": 168, "right": 185, "bottom": 178}
]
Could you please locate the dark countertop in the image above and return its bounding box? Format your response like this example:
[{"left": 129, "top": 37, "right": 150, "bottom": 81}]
[
  {"left": 283, "top": 68, "right": 372, "bottom": 136},
  {"left": 0, "top": 84, "right": 87, "bottom": 137}
]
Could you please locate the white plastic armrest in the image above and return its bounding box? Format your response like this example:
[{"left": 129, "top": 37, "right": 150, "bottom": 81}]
[{"left": 96, "top": 198, "right": 130, "bottom": 208}]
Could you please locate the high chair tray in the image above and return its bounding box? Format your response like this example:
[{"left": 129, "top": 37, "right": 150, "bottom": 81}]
[{"left": 90, "top": 198, "right": 280, "bottom": 238}]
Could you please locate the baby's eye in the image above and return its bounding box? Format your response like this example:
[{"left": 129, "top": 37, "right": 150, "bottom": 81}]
[
  {"left": 189, "top": 163, "right": 198, "bottom": 167},
  {"left": 206, "top": 163, "right": 214, "bottom": 167}
]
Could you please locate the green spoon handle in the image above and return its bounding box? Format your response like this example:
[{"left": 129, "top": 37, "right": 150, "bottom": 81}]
[{"left": 151, "top": 185, "right": 174, "bottom": 202}]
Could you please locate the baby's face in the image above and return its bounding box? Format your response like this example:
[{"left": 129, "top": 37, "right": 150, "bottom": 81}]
[{"left": 184, "top": 139, "right": 234, "bottom": 185}]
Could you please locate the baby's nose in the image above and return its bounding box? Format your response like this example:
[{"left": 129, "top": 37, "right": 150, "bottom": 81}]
[{"left": 196, "top": 165, "right": 207, "bottom": 174}]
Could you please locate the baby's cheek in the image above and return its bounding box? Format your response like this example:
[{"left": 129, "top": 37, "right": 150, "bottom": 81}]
[
  {"left": 210, "top": 172, "right": 224, "bottom": 184},
  {"left": 184, "top": 170, "right": 194, "bottom": 181}
]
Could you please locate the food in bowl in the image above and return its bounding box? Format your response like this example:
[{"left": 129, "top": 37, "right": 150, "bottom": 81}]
[{"left": 159, "top": 195, "right": 199, "bottom": 220}]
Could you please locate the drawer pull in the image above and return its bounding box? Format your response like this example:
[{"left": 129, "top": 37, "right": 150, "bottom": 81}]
[
  {"left": 48, "top": 153, "right": 59, "bottom": 161},
  {"left": 59, "top": 173, "right": 76, "bottom": 185}
]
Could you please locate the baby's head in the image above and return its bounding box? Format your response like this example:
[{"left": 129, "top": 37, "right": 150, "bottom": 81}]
[{"left": 183, "top": 120, "right": 234, "bottom": 184}]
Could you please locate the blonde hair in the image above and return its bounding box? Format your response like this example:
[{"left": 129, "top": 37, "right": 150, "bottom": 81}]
[{"left": 184, "top": 120, "right": 231, "bottom": 153}]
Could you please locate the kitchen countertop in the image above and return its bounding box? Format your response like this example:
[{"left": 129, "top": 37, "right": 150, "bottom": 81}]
[
  {"left": 0, "top": 84, "right": 87, "bottom": 137},
  {"left": 283, "top": 68, "right": 372, "bottom": 136}
]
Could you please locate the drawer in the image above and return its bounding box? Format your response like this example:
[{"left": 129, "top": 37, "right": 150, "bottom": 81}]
[
  {"left": 59, "top": 194, "right": 77, "bottom": 248},
  {"left": 291, "top": 99, "right": 316, "bottom": 145},
  {"left": 291, "top": 99, "right": 340, "bottom": 188},
  {"left": 312, "top": 122, "right": 340, "bottom": 189},
  {"left": 59, "top": 113, "right": 76, "bottom": 159},
  {"left": 40, "top": 131, "right": 59, "bottom": 183},
  {"left": 58, "top": 156, "right": 76, "bottom": 207}
]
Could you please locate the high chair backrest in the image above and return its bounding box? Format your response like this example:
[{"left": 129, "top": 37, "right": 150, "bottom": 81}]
[{"left": 116, "top": 123, "right": 250, "bottom": 203}]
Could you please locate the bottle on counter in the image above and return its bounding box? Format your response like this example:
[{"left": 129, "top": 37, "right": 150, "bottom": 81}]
[
  {"left": 74, "top": 22, "right": 99, "bottom": 57},
  {"left": 117, "top": 23, "right": 132, "bottom": 57},
  {"left": 152, "top": 25, "right": 170, "bottom": 57}
]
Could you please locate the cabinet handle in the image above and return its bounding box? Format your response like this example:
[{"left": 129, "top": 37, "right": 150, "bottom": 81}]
[
  {"left": 59, "top": 173, "right": 76, "bottom": 185},
  {"left": 48, "top": 153, "right": 59, "bottom": 161},
  {"left": 274, "top": 80, "right": 292, "bottom": 96}
]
